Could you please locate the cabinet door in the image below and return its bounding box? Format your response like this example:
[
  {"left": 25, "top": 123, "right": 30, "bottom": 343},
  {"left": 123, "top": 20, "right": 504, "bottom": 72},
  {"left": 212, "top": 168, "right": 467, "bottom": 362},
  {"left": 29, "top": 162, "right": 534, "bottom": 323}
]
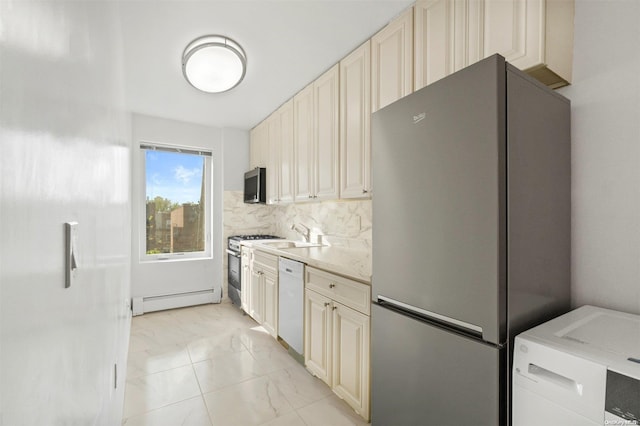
[
  {"left": 249, "top": 268, "right": 263, "bottom": 324},
  {"left": 262, "top": 269, "right": 278, "bottom": 338},
  {"left": 332, "top": 303, "right": 370, "bottom": 421},
  {"left": 241, "top": 248, "right": 251, "bottom": 313},
  {"left": 294, "top": 83, "right": 314, "bottom": 202},
  {"left": 371, "top": 7, "right": 414, "bottom": 112},
  {"left": 278, "top": 99, "right": 295, "bottom": 204},
  {"left": 266, "top": 113, "right": 281, "bottom": 205},
  {"left": 304, "top": 289, "right": 332, "bottom": 386},
  {"left": 340, "top": 41, "right": 371, "bottom": 199},
  {"left": 249, "top": 121, "right": 268, "bottom": 169},
  {"left": 314, "top": 64, "right": 340, "bottom": 200},
  {"left": 414, "top": 0, "right": 455, "bottom": 90},
  {"left": 479, "top": 0, "right": 544, "bottom": 71}
]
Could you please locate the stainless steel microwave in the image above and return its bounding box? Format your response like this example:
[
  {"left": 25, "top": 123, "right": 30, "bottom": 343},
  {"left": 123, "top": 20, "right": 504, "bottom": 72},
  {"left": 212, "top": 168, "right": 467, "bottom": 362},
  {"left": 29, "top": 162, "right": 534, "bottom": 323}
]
[{"left": 244, "top": 167, "right": 266, "bottom": 204}]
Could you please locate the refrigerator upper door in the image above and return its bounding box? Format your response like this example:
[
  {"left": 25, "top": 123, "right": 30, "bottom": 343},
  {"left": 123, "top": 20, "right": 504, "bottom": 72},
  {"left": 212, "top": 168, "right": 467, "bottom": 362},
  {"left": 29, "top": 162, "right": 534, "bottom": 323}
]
[
  {"left": 371, "top": 303, "right": 502, "bottom": 425},
  {"left": 371, "top": 55, "right": 507, "bottom": 345}
]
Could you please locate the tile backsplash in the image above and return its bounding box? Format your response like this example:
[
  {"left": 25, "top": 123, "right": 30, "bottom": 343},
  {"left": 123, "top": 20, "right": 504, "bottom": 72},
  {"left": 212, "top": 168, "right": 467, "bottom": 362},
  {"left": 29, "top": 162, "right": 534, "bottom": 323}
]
[
  {"left": 224, "top": 191, "right": 371, "bottom": 248},
  {"left": 222, "top": 191, "right": 372, "bottom": 299}
]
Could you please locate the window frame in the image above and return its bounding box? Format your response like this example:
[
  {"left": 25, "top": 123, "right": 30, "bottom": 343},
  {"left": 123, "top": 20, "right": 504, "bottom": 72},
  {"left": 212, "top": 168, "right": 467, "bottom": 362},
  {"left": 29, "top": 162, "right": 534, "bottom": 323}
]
[{"left": 139, "top": 141, "right": 213, "bottom": 262}]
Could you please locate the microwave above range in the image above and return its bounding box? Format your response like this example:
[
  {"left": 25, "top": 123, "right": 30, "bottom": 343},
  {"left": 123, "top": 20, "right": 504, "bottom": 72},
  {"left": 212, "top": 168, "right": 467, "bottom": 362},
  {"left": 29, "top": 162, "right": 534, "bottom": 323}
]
[{"left": 244, "top": 167, "right": 266, "bottom": 204}]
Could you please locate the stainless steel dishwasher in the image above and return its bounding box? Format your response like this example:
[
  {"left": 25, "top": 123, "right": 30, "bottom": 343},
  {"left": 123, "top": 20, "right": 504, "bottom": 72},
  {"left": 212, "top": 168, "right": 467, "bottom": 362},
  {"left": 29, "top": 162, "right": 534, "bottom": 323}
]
[{"left": 278, "top": 258, "right": 304, "bottom": 358}]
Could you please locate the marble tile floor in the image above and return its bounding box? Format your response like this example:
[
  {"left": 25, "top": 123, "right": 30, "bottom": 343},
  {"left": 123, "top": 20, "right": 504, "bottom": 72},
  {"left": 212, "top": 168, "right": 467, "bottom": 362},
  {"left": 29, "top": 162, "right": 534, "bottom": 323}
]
[{"left": 122, "top": 302, "right": 370, "bottom": 426}]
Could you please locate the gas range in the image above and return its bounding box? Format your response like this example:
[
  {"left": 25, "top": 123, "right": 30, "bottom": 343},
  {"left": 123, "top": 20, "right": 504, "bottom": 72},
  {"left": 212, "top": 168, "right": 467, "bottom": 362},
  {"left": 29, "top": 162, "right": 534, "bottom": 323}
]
[
  {"left": 227, "top": 234, "right": 281, "bottom": 307},
  {"left": 227, "top": 234, "right": 282, "bottom": 253}
]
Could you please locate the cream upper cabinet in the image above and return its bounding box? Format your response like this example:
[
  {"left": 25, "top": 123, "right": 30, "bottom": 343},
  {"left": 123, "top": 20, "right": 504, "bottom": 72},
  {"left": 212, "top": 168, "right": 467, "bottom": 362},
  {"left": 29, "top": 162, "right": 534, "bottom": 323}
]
[
  {"left": 340, "top": 41, "right": 371, "bottom": 199},
  {"left": 414, "top": 0, "right": 456, "bottom": 90},
  {"left": 313, "top": 64, "right": 340, "bottom": 201},
  {"left": 371, "top": 7, "right": 414, "bottom": 112},
  {"left": 477, "top": 0, "right": 574, "bottom": 88},
  {"left": 266, "top": 113, "right": 280, "bottom": 205},
  {"left": 294, "top": 65, "right": 339, "bottom": 202},
  {"left": 278, "top": 99, "right": 295, "bottom": 204},
  {"left": 293, "top": 83, "right": 314, "bottom": 201},
  {"left": 249, "top": 121, "right": 268, "bottom": 170}
]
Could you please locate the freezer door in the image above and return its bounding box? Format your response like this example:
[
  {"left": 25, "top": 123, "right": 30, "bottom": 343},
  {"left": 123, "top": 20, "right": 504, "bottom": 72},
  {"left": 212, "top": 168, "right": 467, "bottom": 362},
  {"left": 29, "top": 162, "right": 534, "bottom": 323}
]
[
  {"left": 371, "top": 55, "right": 506, "bottom": 344},
  {"left": 371, "top": 303, "right": 502, "bottom": 426}
]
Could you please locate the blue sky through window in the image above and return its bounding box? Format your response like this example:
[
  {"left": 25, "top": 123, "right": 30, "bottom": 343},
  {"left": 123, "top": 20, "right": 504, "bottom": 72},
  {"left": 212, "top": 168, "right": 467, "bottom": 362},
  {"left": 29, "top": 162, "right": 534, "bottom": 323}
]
[{"left": 145, "top": 150, "right": 204, "bottom": 205}]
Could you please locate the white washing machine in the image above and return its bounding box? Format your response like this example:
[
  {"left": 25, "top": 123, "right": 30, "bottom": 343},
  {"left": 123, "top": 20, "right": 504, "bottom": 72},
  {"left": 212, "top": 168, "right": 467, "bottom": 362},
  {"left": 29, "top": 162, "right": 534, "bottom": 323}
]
[{"left": 512, "top": 305, "right": 640, "bottom": 425}]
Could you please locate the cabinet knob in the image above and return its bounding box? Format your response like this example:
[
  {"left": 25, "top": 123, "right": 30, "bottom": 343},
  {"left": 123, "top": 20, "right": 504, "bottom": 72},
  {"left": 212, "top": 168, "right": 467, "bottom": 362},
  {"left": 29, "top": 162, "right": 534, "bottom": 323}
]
[
  {"left": 332, "top": 306, "right": 337, "bottom": 311},
  {"left": 329, "top": 283, "right": 335, "bottom": 288},
  {"left": 324, "top": 302, "right": 330, "bottom": 307},
  {"left": 308, "top": 195, "right": 313, "bottom": 199},
  {"left": 362, "top": 189, "right": 368, "bottom": 194}
]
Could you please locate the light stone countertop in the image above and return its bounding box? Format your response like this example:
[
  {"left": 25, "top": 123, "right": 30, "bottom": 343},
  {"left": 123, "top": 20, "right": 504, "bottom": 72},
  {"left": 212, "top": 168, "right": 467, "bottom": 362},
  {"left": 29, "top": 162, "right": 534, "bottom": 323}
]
[{"left": 241, "top": 240, "right": 371, "bottom": 284}]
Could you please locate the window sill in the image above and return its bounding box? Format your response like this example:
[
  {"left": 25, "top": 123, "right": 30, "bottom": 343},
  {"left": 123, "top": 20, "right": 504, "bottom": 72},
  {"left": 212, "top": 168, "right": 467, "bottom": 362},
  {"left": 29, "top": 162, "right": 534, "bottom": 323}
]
[{"left": 140, "top": 255, "right": 213, "bottom": 264}]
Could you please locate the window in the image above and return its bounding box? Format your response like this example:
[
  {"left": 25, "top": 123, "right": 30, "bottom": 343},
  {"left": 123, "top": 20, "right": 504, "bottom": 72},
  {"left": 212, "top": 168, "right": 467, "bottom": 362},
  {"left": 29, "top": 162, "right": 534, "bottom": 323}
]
[{"left": 140, "top": 143, "right": 212, "bottom": 260}]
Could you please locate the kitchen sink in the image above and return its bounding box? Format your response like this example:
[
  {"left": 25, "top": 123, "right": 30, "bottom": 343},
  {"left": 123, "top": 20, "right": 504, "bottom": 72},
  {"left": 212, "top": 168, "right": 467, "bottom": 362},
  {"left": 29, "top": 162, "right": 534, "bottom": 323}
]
[{"left": 258, "top": 240, "right": 324, "bottom": 249}]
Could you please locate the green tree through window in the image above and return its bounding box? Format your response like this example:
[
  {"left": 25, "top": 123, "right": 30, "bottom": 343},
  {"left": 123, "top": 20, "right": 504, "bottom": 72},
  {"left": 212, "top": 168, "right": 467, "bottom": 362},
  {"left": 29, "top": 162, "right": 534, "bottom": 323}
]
[{"left": 141, "top": 145, "right": 211, "bottom": 257}]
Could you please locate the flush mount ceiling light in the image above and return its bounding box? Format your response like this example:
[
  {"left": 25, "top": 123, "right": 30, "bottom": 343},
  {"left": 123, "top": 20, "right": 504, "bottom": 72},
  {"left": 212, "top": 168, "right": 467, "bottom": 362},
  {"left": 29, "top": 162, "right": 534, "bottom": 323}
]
[{"left": 182, "top": 35, "right": 247, "bottom": 93}]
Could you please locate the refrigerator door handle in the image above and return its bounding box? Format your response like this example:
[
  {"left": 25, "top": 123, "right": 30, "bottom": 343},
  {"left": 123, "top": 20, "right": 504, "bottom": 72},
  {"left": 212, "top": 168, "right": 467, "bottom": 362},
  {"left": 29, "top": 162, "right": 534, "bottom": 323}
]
[{"left": 377, "top": 295, "right": 483, "bottom": 338}]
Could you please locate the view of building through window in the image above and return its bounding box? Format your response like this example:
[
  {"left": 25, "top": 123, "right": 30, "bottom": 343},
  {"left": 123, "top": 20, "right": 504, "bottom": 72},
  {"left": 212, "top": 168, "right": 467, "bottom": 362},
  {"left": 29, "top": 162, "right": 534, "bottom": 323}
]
[{"left": 144, "top": 149, "right": 206, "bottom": 255}]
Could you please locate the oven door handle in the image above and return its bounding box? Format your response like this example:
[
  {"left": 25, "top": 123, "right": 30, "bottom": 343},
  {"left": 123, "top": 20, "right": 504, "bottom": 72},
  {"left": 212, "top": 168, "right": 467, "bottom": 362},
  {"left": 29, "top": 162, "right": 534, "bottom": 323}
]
[{"left": 226, "top": 249, "right": 241, "bottom": 257}]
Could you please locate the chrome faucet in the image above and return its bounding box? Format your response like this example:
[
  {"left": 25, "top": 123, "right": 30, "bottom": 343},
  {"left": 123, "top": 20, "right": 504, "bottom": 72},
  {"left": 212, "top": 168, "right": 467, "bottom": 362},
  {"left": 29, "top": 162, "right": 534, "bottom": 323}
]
[{"left": 290, "top": 223, "right": 311, "bottom": 242}]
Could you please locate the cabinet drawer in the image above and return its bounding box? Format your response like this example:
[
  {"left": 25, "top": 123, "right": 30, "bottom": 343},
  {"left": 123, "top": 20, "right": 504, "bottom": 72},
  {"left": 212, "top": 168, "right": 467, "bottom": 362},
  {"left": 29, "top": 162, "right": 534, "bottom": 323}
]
[
  {"left": 253, "top": 250, "right": 278, "bottom": 273},
  {"left": 306, "top": 266, "right": 370, "bottom": 315}
]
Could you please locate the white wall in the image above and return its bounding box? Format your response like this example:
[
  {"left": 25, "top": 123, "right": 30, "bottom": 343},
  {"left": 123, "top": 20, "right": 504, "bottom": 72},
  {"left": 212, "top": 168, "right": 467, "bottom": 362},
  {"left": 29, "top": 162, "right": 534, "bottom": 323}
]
[
  {"left": 131, "top": 114, "right": 226, "bottom": 307},
  {"left": 0, "top": 1, "right": 131, "bottom": 424},
  {"left": 558, "top": 0, "right": 640, "bottom": 315},
  {"left": 223, "top": 128, "right": 249, "bottom": 191}
]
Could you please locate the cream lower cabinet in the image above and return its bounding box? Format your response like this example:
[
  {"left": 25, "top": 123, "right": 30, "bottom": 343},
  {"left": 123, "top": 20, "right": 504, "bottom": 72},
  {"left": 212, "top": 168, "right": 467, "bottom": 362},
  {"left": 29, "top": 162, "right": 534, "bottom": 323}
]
[
  {"left": 304, "top": 266, "right": 371, "bottom": 421},
  {"left": 262, "top": 266, "right": 278, "bottom": 338},
  {"left": 248, "top": 250, "right": 279, "bottom": 338}
]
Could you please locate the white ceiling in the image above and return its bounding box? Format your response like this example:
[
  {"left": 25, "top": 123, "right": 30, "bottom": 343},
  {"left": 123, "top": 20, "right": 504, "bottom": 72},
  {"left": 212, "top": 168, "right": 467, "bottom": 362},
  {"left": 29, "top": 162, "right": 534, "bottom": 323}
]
[{"left": 118, "top": 0, "right": 412, "bottom": 131}]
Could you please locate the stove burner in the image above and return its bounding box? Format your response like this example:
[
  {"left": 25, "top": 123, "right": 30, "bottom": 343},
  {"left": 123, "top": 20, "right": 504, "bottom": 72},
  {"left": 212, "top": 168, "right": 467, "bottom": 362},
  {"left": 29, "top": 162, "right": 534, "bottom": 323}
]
[
  {"left": 227, "top": 234, "right": 282, "bottom": 252},
  {"left": 229, "top": 234, "right": 281, "bottom": 241}
]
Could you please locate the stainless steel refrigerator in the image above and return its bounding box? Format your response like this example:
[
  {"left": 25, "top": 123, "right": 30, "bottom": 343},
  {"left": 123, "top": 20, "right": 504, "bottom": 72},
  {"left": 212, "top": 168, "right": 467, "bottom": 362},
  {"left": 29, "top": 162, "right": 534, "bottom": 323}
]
[{"left": 370, "top": 54, "right": 571, "bottom": 425}]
